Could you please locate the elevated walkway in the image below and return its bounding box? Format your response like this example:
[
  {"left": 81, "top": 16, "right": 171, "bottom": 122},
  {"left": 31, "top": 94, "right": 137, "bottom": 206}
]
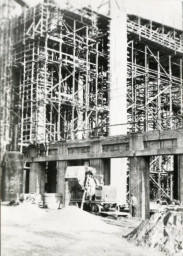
[{"left": 127, "top": 14, "right": 183, "bottom": 55}]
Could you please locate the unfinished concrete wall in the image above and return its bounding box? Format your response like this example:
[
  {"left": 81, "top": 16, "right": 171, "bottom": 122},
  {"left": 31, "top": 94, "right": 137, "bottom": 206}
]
[
  {"left": 1, "top": 152, "right": 24, "bottom": 201},
  {"left": 130, "top": 156, "right": 150, "bottom": 219}
]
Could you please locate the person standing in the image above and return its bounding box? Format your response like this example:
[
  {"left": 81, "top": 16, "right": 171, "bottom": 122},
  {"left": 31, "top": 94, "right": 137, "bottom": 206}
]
[{"left": 130, "top": 193, "right": 138, "bottom": 217}]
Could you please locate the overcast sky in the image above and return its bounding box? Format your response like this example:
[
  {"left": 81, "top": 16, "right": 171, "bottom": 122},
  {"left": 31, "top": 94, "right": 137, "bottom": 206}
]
[{"left": 23, "top": 0, "right": 182, "bottom": 30}]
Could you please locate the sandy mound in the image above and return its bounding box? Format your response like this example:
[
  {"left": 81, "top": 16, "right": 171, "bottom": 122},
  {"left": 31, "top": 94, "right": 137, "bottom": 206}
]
[
  {"left": 1, "top": 203, "right": 46, "bottom": 226},
  {"left": 126, "top": 210, "right": 183, "bottom": 256},
  {"left": 31, "top": 206, "right": 116, "bottom": 233}
]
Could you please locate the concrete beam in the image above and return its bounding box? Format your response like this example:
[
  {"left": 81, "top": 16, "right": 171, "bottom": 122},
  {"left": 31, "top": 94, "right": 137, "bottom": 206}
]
[{"left": 25, "top": 129, "right": 183, "bottom": 163}]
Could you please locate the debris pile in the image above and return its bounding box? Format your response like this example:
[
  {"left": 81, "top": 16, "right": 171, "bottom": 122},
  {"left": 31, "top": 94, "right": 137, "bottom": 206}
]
[
  {"left": 32, "top": 206, "right": 116, "bottom": 233},
  {"left": 1, "top": 203, "right": 46, "bottom": 226},
  {"left": 126, "top": 210, "right": 183, "bottom": 256}
]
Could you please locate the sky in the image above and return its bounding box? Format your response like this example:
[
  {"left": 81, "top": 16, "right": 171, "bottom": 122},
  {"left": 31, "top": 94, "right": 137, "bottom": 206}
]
[{"left": 18, "top": 0, "right": 182, "bottom": 30}]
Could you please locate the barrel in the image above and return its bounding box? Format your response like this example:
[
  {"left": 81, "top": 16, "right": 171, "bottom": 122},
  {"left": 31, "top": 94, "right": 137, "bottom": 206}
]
[{"left": 43, "top": 193, "right": 62, "bottom": 209}]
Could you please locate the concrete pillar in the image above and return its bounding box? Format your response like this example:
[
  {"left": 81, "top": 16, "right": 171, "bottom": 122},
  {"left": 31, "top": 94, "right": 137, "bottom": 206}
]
[
  {"left": 1, "top": 152, "right": 24, "bottom": 201},
  {"left": 29, "top": 162, "right": 45, "bottom": 195},
  {"left": 109, "top": 1, "right": 127, "bottom": 135},
  {"left": 109, "top": 1, "right": 128, "bottom": 205},
  {"left": 110, "top": 158, "right": 127, "bottom": 204},
  {"left": 130, "top": 156, "right": 150, "bottom": 219},
  {"left": 174, "top": 155, "right": 183, "bottom": 203},
  {"left": 57, "top": 161, "right": 67, "bottom": 206}
]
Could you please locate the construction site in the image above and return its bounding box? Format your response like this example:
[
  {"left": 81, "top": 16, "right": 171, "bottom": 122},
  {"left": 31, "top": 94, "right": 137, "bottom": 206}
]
[{"left": 1, "top": 0, "right": 183, "bottom": 255}]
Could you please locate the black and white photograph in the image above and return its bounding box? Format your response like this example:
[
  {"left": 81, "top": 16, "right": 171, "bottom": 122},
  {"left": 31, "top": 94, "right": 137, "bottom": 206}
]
[{"left": 1, "top": 0, "right": 183, "bottom": 255}]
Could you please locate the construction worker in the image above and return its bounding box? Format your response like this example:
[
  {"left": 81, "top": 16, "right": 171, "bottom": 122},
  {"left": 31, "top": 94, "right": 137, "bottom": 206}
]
[
  {"left": 130, "top": 193, "right": 138, "bottom": 217},
  {"left": 85, "top": 171, "right": 97, "bottom": 201}
]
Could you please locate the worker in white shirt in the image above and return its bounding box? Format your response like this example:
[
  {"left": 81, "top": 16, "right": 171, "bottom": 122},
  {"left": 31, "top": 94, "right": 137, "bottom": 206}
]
[{"left": 130, "top": 193, "right": 138, "bottom": 217}]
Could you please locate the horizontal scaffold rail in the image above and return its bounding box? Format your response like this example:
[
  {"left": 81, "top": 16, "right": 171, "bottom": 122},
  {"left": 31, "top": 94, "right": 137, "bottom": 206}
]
[{"left": 127, "top": 15, "right": 183, "bottom": 55}]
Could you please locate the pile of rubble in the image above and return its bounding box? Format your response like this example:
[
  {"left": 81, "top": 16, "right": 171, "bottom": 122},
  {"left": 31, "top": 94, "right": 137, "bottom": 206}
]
[{"left": 126, "top": 209, "right": 183, "bottom": 256}]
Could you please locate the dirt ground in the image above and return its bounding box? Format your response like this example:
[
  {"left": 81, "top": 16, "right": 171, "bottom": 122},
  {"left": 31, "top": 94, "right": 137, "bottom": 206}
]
[{"left": 1, "top": 203, "right": 166, "bottom": 256}]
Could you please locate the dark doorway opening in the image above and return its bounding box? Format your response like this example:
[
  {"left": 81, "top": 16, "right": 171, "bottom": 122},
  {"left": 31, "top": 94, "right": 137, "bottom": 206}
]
[
  {"left": 103, "top": 158, "right": 110, "bottom": 185},
  {"left": 25, "top": 170, "right": 30, "bottom": 193},
  {"left": 45, "top": 161, "right": 57, "bottom": 193}
]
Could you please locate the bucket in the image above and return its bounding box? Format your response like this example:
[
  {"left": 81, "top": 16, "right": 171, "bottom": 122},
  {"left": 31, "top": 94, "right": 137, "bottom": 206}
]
[{"left": 43, "top": 193, "right": 62, "bottom": 209}]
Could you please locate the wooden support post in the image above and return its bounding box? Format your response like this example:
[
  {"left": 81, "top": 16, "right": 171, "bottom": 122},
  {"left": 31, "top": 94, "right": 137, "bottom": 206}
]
[
  {"left": 95, "top": 42, "right": 99, "bottom": 130},
  {"left": 145, "top": 45, "right": 149, "bottom": 132},
  {"left": 158, "top": 156, "right": 162, "bottom": 199},
  {"left": 85, "top": 25, "right": 89, "bottom": 139},
  {"left": 174, "top": 155, "right": 183, "bottom": 204},
  {"left": 157, "top": 51, "right": 161, "bottom": 130},
  {"left": 57, "top": 32, "right": 62, "bottom": 140},
  {"left": 180, "top": 59, "right": 183, "bottom": 126},
  {"left": 71, "top": 19, "right": 76, "bottom": 140},
  {"left": 169, "top": 55, "right": 172, "bottom": 129}
]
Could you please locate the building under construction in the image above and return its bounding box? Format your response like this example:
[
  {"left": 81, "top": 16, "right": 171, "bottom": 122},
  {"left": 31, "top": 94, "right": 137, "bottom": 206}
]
[{"left": 1, "top": 0, "right": 183, "bottom": 218}]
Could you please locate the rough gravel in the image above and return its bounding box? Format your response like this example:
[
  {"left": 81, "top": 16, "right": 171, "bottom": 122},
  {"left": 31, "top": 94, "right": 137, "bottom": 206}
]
[{"left": 2, "top": 203, "right": 165, "bottom": 256}]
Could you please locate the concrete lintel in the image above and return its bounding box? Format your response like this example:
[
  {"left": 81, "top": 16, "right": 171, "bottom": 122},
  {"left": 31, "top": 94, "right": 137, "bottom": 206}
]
[
  {"left": 144, "top": 129, "right": 183, "bottom": 141},
  {"left": 101, "top": 140, "right": 129, "bottom": 146},
  {"left": 25, "top": 150, "right": 134, "bottom": 163},
  {"left": 135, "top": 147, "right": 183, "bottom": 156},
  {"left": 25, "top": 129, "right": 183, "bottom": 162}
]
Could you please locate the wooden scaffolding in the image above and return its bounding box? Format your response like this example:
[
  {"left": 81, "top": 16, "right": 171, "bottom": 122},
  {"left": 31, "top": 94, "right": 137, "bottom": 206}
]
[
  {"left": 1, "top": 0, "right": 183, "bottom": 201},
  {"left": 1, "top": 1, "right": 110, "bottom": 151},
  {"left": 127, "top": 15, "right": 183, "bottom": 201}
]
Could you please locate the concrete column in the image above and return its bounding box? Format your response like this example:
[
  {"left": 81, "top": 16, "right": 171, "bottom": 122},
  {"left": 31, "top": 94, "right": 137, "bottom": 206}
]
[
  {"left": 57, "top": 161, "right": 67, "bottom": 206},
  {"left": 109, "top": 1, "right": 128, "bottom": 205},
  {"left": 109, "top": 1, "right": 127, "bottom": 135},
  {"left": 1, "top": 152, "right": 24, "bottom": 201},
  {"left": 130, "top": 156, "right": 150, "bottom": 219},
  {"left": 110, "top": 158, "right": 127, "bottom": 204},
  {"left": 29, "top": 162, "right": 45, "bottom": 195},
  {"left": 174, "top": 155, "right": 183, "bottom": 203}
]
